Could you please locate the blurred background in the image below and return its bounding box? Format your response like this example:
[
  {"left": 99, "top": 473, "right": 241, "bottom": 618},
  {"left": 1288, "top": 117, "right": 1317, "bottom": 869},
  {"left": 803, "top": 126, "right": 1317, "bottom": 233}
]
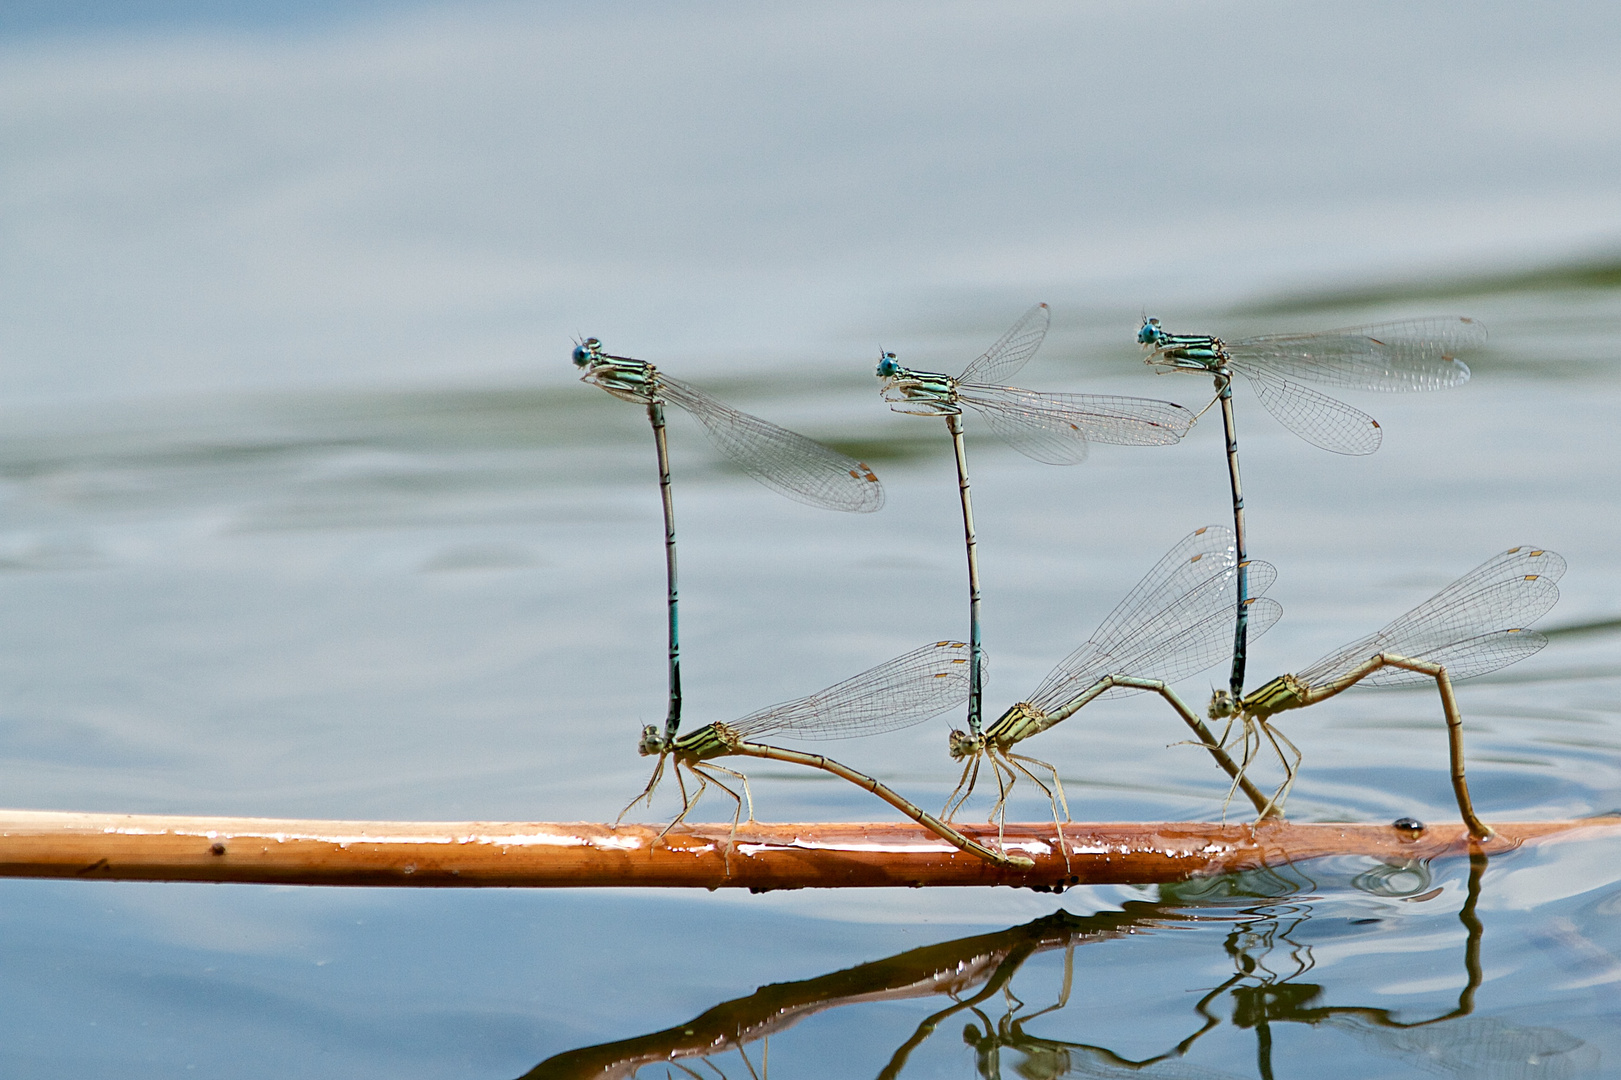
[
  {"left": 2, "top": 3, "right": 1619, "bottom": 1077},
  {"left": 5, "top": 0, "right": 1620, "bottom": 402}
]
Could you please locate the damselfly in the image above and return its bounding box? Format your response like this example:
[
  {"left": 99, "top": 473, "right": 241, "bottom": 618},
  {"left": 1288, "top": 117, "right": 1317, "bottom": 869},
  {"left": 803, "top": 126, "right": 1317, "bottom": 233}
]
[
  {"left": 1209, "top": 545, "right": 1563, "bottom": 839},
  {"left": 575, "top": 339, "right": 883, "bottom": 744},
  {"left": 879, "top": 304, "right": 1196, "bottom": 737},
  {"left": 947, "top": 526, "right": 1283, "bottom": 850},
  {"left": 1139, "top": 316, "right": 1482, "bottom": 714},
  {"left": 621, "top": 640, "right": 1034, "bottom": 869}
]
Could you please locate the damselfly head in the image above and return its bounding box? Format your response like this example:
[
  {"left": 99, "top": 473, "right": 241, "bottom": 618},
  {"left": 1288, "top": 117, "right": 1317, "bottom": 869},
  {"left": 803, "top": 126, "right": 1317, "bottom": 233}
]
[
  {"left": 635, "top": 724, "right": 664, "bottom": 756},
  {"left": 875, "top": 351, "right": 901, "bottom": 378},
  {"left": 573, "top": 337, "right": 605, "bottom": 368},
  {"left": 1137, "top": 317, "right": 1164, "bottom": 348},
  {"left": 1207, "top": 688, "right": 1237, "bottom": 720},
  {"left": 947, "top": 728, "right": 978, "bottom": 761}
]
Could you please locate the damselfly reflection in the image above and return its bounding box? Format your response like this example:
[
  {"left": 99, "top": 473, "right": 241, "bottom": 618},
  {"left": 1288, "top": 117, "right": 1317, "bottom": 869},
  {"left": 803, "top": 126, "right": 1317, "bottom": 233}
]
[{"left": 520, "top": 855, "right": 1596, "bottom": 1080}]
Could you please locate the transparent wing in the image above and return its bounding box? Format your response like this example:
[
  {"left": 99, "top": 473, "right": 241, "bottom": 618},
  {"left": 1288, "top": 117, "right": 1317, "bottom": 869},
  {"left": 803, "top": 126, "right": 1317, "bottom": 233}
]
[
  {"left": 959, "top": 385, "right": 1195, "bottom": 465},
  {"left": 1091, "top": 526, "right": 1238, "bottom": 647},
  {"left": 1296, "top": 546, "right": 1565, "bottom": 689},
  {"left": 958, "top": 303, "right": 1051, "bottom": 386},
  {"left": 658, "top": 374, "right": 884, "bottom": 512},
  {"left": 1356, "top": 629, "right": 1549, "bottom": 687},
  {"left": 1240, "top": 367, "right": 1383, "bottom": 455},
  {"left": 1098, "top": 557, "right": 1267, "bottom": 672},
  {"left": 1227, "top": 317, "right": 1481, "bottom": 392},
  {"left": 1027, "top": 526, "right": 1282, "bottom": 713},
  {"left": 1053, "top": 594, "right": 1284, "bottom": 707},
  {"left": 1408, "top": 545, "right": 1566, "bottom": 612},
  {"left": 961, "top": 386, "right": 1086, "bottom": 465},
  {"left": 727, "top": 641, "right": 973, "bottom": 742},
  {"left": 1028, "top": 572, "right": 1278, "bottom": 714}
]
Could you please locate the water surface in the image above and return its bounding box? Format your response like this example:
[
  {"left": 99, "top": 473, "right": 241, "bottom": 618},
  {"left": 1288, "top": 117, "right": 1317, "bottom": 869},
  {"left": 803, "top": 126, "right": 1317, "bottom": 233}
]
[{"left": 0, "top": 282, "right": 1618, "bottom": 1076}]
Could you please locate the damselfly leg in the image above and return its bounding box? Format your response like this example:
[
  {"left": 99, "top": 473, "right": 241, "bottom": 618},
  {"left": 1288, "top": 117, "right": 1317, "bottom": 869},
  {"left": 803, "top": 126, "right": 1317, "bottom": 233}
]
[
  {"left": 948, "top": 527, "right": 1284, "bottom": 835},
  {"left": 1209, "top": 546, "right": 1562, "bottom": 839}
]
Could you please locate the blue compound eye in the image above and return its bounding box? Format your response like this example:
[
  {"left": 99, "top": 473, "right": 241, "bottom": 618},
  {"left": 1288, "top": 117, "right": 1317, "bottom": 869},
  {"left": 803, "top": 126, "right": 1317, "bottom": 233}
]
[
  {"left": 876, "top": 353, "right": 899, "bottom": 377},
  {"left": 573, "top": 338, "right": 602, "bottom": 366},
  {"left": 1136, "top": 320, "right": 1158, "bottom": 345}
]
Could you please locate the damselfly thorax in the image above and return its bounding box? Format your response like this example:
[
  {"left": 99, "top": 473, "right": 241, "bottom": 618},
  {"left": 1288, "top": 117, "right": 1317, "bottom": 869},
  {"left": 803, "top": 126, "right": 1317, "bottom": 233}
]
[
  {"left": 637, "top": 721, "right": 732, "bottom": 763},
  {"left": 974, "top": 702, "right": 1049, "bottom": 751},
  {"left": 1137, "top": 320, "right": 1230, "bottom": 374},
  {"left": 573, "top": 339, "right": 661, "bottom": 404},
  {"left": 945, "top": 702, "right": 1047, "bottom": 764},
  {"left": 1208, "top": 673, "right": 1308, "bottom": 723},
  {"left": 877, "top": 356, "right": 963, "bottom": 416}
]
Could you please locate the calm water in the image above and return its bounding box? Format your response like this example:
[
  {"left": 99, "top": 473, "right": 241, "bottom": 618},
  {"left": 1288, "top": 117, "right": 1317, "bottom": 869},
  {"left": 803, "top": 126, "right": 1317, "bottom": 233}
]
[{"left": 0, "top": 283, "right": 1617, "bottom": 1077}]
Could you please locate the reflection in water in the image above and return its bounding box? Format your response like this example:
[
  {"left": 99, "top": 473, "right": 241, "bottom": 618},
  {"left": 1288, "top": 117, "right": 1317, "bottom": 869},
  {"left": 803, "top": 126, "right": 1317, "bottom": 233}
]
[
  {"left": 949, "top": 950, "right": 1248, "bottom": 1080},
  {"left": 1331, "top": 1016, "right": 1597, "bottom": 1080},
  {"left": 522, "top": 906, "right": 1169, "bottom": 1079},
  {"left": 525, "top": 855, "right": 1601, "bottom": 1079}
]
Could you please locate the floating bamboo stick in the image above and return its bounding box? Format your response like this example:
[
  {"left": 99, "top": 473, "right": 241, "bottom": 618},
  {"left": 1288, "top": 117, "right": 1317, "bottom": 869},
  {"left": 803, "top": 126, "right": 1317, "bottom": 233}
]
[{"left": 0, "top": 810, "right": 1613, "bottom": 889}]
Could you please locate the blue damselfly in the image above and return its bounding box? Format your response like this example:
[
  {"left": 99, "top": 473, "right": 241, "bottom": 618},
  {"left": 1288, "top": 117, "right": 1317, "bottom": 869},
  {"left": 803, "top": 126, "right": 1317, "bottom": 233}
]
[
  {"left": 879, "top": 305, "right": 1196, "bottom": 737},
  {"left": 1139, "top": 316, "right": 1482, "bottom": 709},
  {"left": 575, "top": 339, "right": 883, "bottom": 743}
]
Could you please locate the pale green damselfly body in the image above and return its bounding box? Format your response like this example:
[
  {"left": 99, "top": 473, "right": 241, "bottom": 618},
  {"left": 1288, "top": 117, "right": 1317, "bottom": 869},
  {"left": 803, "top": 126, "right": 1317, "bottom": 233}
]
[
  {"left": 879, "top": 304, "right": 1196, "bottom": 739},
  {"left": 948, "top": 526, "right": 1283, "bottom": 852},
  {"left": 1139, "top": 317, "right": 1481, "bottom": 708},
  {"left": 574, "top": 339, "right": 883, "bottom": 745},
  {"left": 1209, "top": 545, "right": 1564, "bottom": 840},
  {"left": 621, "top": 640, "right": 1034, "bottom": 869}
]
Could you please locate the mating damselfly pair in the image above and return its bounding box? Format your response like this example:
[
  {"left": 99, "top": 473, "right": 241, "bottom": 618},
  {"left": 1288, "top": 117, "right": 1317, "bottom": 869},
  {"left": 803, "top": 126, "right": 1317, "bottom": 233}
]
[{"left": 574, "top": 307, "right": 1556, "bottom": 867}]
